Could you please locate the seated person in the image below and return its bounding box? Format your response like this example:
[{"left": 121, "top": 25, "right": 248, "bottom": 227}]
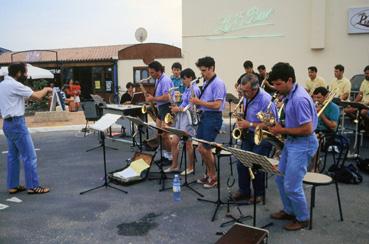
[
  {"left": 313, "top": 87, "right": 340, "bottom": 133},
  {"left": 344, "top": 66, "right": 369, "bottom": 129},
  {"left": 120, "top": 82, "right": 134, "bottom": 104},
  {"left": 305, "top": 66, "right": 326, "bottom": 95},
  {"left": 329, "top": 64, "right": 351, "bottom": 101}
]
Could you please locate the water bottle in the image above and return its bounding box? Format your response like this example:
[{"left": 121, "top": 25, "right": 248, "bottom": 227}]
[{"left": 173, "top": 174, "right": 181, "bottom": 202}]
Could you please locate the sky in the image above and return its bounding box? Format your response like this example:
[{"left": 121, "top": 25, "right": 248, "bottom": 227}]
[{"left": 0, "top": 0, "right": 182, "bottom": 51}]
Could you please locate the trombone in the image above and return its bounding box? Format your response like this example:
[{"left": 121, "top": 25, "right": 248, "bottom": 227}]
[{"left": 231, "top": 96, "right": 245, "bottom": 140}]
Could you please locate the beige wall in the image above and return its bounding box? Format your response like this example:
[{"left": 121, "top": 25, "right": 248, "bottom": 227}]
[
  {"left": 117, "top": 58, "right": 183, "bottom": 91},
  {"left": 182, "top": 0, "right": 369, "bottom": 93}
]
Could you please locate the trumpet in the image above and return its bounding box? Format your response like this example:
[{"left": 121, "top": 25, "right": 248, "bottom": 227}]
[
  {"left": 164, "top": 87, "right": 179, "bottom": 124},
  {"left": 231, "top": 96, "right": 245, "bottom": 140},
  {"left": 316, "top": 90, "right": 336, "bottom": 117}
]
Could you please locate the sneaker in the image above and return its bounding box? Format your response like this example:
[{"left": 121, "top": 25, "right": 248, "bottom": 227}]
[
  {"left": 196, "top": 175, "right": 208, "bottom": 184},
  {"left": 180, "top": 168, "right": 194, "bottom": 176},
  {"left": 164, "top": 167, "right": 179, "bottom": 173},
  {"left": 203, "top": 178, "right": 218, "bottom": 188}
]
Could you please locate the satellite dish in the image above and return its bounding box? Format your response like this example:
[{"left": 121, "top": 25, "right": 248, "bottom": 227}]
[{"left": 135, "top": 27, "right": 148, "bottom": 43}]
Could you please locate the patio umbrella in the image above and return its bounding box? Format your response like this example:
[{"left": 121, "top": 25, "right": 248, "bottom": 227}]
[{"left": 0, "top": 64, "right": 54, "bottom": 79}]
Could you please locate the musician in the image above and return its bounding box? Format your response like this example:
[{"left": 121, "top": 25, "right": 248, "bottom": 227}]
[
  {"left": 231, "top": 74, "right": 277, "bottom": 203},
  {"left": 120, "top": 82, "right": 134, "bottom": 104},
  {"left": 268, "top": 62, "right": 318, "bottom": 231},
  {"left": 190, "top": 56, "right": 226, "bottom": 188},
  {"left": 236, "top": 60, "right": 260, "bottom": 88},
  {"left": 165, "top": 68, "right": 201, "bottom": 175},
  {"left": 329, "top": 64, "right": 351, "bottom": 101},
  {"left": 343, "top": 65, "right": 369, "bottom": 131},
  {"left": 313, "top": 87, "right": 340, "bottom": 133},
  {"left": 305, "top": 66, "right": 326, "bottom": 95},
  {"left": 258, "top": 64, "right": 275, "bottom": 94},
  {"left": 170, "top": 62, "right": 185, "bottom": 102},
  {"left": 146, "top": 61, "right": 174, "bottom": 163}
]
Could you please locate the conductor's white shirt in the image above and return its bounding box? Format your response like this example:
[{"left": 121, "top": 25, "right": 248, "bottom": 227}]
[{"left": 0, "top": 76, "right": 33, "bottom": 118}]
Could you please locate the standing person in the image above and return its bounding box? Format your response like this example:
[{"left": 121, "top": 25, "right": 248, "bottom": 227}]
[
  {"left": 258, "top": 64, "right": 275, "bottom": 94},
  {"left": 165, "top": 68, "right": 201, "bottom": 174},
  {"left": 236, "top": 60, "right": 260, "bottom": 88},
  {"left": 231, "top": 74, "right": 277, "bottom": 203},
  {"left": 120, "top": 82, "right": 135, "bottom": 104},
  {"left": 190, "top": 56, "right": 226, "bottom": 188},
  {"left": 329, "top": 64, "right": 351, "bottom": 101},
  {"left": 267, "top": 62, "right": 318, "bottom": 231},
  {"left": 73, "top": 81, "right": 81, "bottom": 111},
  {"left": 145, "top": 61, "right": 174, "bottom": 163},
  {"left": 0, "top": 63, "right": 52, "bottom": 194},
  {"left": 305, "top": 66, "right": 326, "bottom": 95},
  {"left": 170, "top": 62, "right": 185, "bottom": 105}
]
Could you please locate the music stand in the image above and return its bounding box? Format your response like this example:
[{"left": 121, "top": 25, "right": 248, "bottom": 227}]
[
  {"left": 146, "top": 123, "right": 172, "bottom": 191},
  {"left": 131, "top": 92, "right": 146, "bottom": 105},
  {"left": 80, "top": 113, "right": 128, "bottom": 195},
  {"left": 163, "top": 127, "right": 204, "bottom": 197},
  {"left": 229, "top": 146, "right": 281, "bottom": 227},
  {"left": 124, "top": 116, "right": 147, "bottom": 151},
  {"left": 226, "top": 93, "right": 239, "bottom": 146}
]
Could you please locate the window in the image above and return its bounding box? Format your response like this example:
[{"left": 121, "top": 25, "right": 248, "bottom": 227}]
[{"left": 133, "top": 67, "right": 155, "bottom": 84}]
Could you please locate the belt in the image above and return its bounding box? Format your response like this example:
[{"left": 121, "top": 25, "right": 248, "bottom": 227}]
[{"left": 4, "top": 116, "right": 23, "bottom": 122}]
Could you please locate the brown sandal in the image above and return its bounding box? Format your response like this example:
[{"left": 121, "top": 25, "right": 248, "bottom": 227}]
[
  {"left": 27, "top": 186, "right": 50, "bottom": 194},
  {"left": 8, "top": 185, "right": 26, "bottom": 194}
]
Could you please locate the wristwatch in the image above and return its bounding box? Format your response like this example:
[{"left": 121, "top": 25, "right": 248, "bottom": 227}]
[{"left": 249, "top": 122, "right": 254, "bottom": 128}]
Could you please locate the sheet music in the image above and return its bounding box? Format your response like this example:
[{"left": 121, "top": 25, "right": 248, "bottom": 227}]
[
  {"left": 130, "top": 159, "right": 150, "bottom": 173},
  {"left": 112, "top": 158, "right": 149, "bottom": 182},
  {"left": 90, "top": 113, "right": 122, "bottom": 131}
]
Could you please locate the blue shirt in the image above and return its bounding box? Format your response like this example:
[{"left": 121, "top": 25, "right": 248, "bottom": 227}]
[
  {"left": 244, "top": 88, "right": 278, "bottom": 132},
  {"left": 199, "top": 75, "right": 227, "bottom": 112},
  {"left": 284, "top": 84, "right": 317, "bottom": 130},
  {"left": 155, "top": 73, "right": 173, "bottom": 106},
  {"left": 179, "top": 84, "right": 201, "bottom": 108},
  {"left": 316, "top": 102, "right": 340, "bottom": 132},
  {"left": 171, "top": 75, "right": 185, "bottom": 94}
]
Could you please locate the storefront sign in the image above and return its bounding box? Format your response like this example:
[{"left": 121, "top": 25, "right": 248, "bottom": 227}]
[
  {"left": 348, "top": 7, "right": 369, "bottom": 34},
  {"left": 95, "top": 80, "right": 101, "bottom": 90}
]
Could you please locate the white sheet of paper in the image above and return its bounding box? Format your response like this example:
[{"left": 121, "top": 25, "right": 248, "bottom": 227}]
[
  {"left": 0, "top": 203, "right": 9, "bottom": 210},
  {"left": 91, "top": 113, "right": 122, "bottom": 131},
  {"left": 6, "top": 197, "right": 22, "bottom": 203}
]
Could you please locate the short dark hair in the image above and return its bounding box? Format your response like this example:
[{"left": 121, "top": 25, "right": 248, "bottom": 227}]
[
  {"left": 313, "top": 86, "right": 329, "bottom": 96},
  {"left": 257, "top": 65, "right": 266, "bottom": 71},
  {"left": 243, "top": 60, "right": 253, "bottom": 69},
  {"left": 308, "top": 66, "right": 318, "bottom": 73},
  {"left": 268, "top": 62, "right": 296, "bottom": 83},
  {"left": 196, "top": 56, "right": 215, "bottom": 68},
  {"left": 334, "top": 64, "right": 344, "bottom": 72},
  {"left": 126, "top": 82, "right": 134, "bottom": 89},
  {"left": 148, "top": 61, "right": 164, "bottom": 72},
  {"left": 8, "top": 62, "right": 27, "bottom": 77},
  {"left": 171, "top": 62, "right": 182, "bottom": 70},
  {"left": 180, "top": 68, "right": 196, "bottom": 80},
  {"left": 364, "top": 65, "right": 369, "bottom": 72}
]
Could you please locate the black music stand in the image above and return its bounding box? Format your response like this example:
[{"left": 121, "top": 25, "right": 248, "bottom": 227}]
[
  {"left": 163, "top": 127, "right": 204, "bottom": 197},
  {"left": 226, "top": 93, "right": 239, "bottom": 146},
  {"left": 339, "top": 101, "right": 369, "bottom": 160},
  {"left": 80, "top": 114, "right": 128, "bottom": 195},
  {"left": 228, "top": 146, "right": 282, "bottom": 227},
  {"left": 125, "top": 116, "right": 147, "bottom": 151},
  {"left": 146, "top": 124, "right": 172, "bottom": 191}
]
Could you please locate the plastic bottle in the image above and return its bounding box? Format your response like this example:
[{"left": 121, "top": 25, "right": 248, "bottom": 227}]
[{"left": 173, "top": 174, "right": 181, "bottom": 202}]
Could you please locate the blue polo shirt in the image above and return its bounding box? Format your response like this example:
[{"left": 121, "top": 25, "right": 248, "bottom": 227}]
[
  {"left": 244, "top": 88, "right": 278, "bottom": 132},
  {"left": 284, "top": 84, "right": 317, "bottom": 130},
  {"left": 154, "top": 73, "right": 173, "bottom": 107},
  {"left": 198, "top": 75, "right": 227, "bottom": 112}
]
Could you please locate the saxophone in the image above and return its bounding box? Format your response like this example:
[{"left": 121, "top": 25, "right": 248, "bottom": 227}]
[
  {"left": 139, "top": 77, "right": 159, "bottom": 121},
  {"left": 231, "top": 96, "right": 245, "bottom": 140},
  {"left": 164, "top": 87, "right": 179, "bottom": 125},
  {"left": 183, "top": 78, "right": 201, "bottom": 126}
]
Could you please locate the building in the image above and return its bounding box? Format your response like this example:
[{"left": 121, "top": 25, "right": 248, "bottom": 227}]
[
  {"left": 182, "top": 0, "right": 369, "bottom": 92},
  {"left": 0, "top": 43, "right": 182, "bottom": 101}
]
